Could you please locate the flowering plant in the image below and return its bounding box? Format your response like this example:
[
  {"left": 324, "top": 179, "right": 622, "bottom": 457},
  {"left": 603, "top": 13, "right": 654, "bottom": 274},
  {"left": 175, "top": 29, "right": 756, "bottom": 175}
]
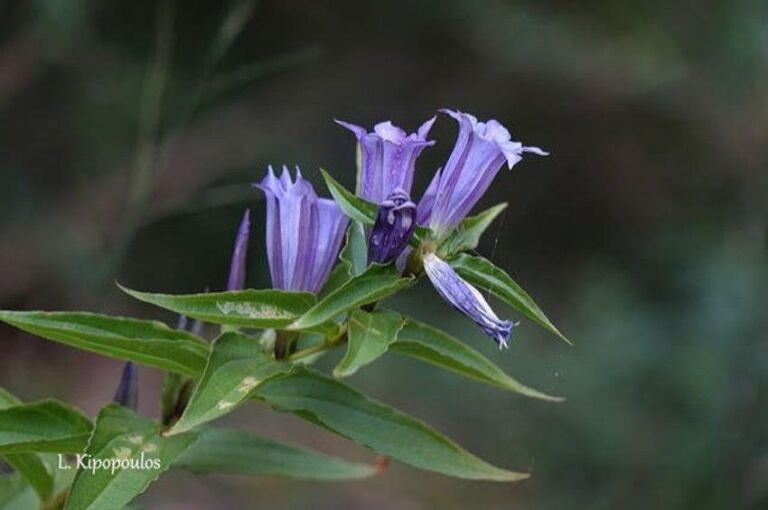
[{"left": 0, "top": 110, "right": 569, "bottom": 509}]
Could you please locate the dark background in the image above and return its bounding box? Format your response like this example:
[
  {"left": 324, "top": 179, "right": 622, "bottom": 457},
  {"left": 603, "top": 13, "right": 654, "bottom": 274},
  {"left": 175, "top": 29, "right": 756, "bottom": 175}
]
[{"left": 1, "top": 1, "right": 766, "bottom": 508}]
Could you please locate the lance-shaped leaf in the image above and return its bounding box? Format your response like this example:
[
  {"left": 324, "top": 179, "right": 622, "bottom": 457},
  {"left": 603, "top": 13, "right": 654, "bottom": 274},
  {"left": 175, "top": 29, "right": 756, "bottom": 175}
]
[
  {"left": 340, "top": 221, "right": 368, "bottom": 276},
  {"left": 319, "top": 264, "right": 352, "bottom": 300},
  {"left": 321, "top": 168, "right": 377, "bottom": 225},
  {"left": 289, "top": 265, "right": 413, "bottom": 331},
  {"left": 449, "top": 254, "right": 571, "bottom": 345},
  {"left": 0, "top": 472, "right": 35, "bottom": 509},
  {"left": 438, "top": 203, "right": 507, "bottom": 256},
  {"left": 65, "top": 405, "right": 198, "bottom": 510},
  {"left": 334, "top": 310, "right": 404, "bottom": 378},
  {"left": 254, "top": 368, "right": 528, "bottom": 481},
  {"left": 321, "top": 169, "right": 430, "bottom": 244},
  {"left": 0, "top": 311, "right": 209, "bottom": 377},
  {"left": 167, "top": 333, "right": 293, "bottom": 435},
  {"left": 174, "top": 428, "right": 376, "bottom": 481},
  {"left": 0, "top": 389, "right": 54, "bottom": 501},
  {"left": 2, "top": 455, "right": 52, "bottom": 502},
  {"left": 0, "top": 400, "right": 92, "bottom": 454},
  {"left": 118, "top": 285, "right": 317, "bottom": 330},
  {"left": 390, "top": 319, "right": 562, "bottom": 401}
]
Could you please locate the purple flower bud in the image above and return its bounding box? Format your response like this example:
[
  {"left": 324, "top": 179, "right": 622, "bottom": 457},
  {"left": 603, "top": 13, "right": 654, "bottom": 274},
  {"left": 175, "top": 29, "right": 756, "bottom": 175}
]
[
  {"left": 368, "top": 189, "right": 416, "bottom": 265},
  {"left": 255, "top": 166, "right": 348, "bottom": 293},
  {"left": 113, "top": 361, "right": 138, "bottom": 409},
  {"left": 424, "top": 110, "right": 548, "bottom": 238},
  {"left": 422, "top": 252, "right": 514, "bottom": 348},
  {"left": 335, "top": 118, "right": 435, "bottom": 204},
  {"left": 226, "top": 209, "right": 250, "bottom": 291}
]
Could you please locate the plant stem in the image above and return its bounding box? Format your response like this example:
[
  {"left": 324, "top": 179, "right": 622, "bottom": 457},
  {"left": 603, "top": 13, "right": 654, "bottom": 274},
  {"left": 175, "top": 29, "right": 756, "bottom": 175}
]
[
  {"left": 287, "top": 323, "right": 348, "bottom": 362},
  {"left": 287, "top": 342, "right": 333, "bottom": 362}
]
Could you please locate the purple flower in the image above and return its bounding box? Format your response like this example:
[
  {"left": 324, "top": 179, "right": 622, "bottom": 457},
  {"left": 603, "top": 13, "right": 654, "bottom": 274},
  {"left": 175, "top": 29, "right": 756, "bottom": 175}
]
[
  {"left": 416, "top": 167, "right": 441, "bottom": 226},
  {"left": 113, "top": 361, "right": 138, "bottom": 409},
  {"left": 255, "top": 166, "right": 348, "bottom": 293},
  {"left": 422, "top": 252, "right": 514, "bottom": 348},
  {"left": 368, "top": 189, "right": 416, "bottom": 264},
  {"left": 335, "top": 118, "right": 436, "bottom": 204},
  {"left": 422, "top": 110, "right": 548, "bottom": 238},
  {"left": 227, "top": 209, "right": 251, "bottom": 291}
]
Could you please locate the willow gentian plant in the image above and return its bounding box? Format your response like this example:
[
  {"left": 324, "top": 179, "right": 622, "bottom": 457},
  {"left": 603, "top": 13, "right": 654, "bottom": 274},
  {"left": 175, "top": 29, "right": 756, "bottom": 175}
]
[{"left": 0, "top": 109, "right": 569, "bottom": 510}]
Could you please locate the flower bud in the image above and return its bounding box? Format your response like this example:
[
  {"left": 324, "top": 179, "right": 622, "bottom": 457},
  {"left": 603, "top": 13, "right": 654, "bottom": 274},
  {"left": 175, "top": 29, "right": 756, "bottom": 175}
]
[
  {"left": 367, "top": 189, "right": 417, "bottom": 265},
  {"left": 113, "top": 361, "right": 138, "bottom": 410}
]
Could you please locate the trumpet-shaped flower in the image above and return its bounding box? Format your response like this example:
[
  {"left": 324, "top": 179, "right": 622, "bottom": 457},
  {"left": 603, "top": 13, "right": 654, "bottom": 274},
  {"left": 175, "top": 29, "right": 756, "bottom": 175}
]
[
  {"left": 336, "top": 118, "right": 435, "bottom": 204},
  {"left": 423, "top": 110, "right": 548, "bottom": 238},
  {"left": 255, "top": 166, "right": 348, "bottom": 293},
  {"left": 423, "top": 252, "right": 515, "bottom": 348}
]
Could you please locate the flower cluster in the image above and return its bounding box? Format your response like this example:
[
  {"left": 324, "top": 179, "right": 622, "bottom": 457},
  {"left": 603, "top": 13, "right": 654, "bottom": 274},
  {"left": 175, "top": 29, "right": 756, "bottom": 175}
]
[
  {"left": 210, "top": 109, "right": 546, "bottom": 350},
  {"left": 337, "top": 110, "right": 546, "bottom": 348}
]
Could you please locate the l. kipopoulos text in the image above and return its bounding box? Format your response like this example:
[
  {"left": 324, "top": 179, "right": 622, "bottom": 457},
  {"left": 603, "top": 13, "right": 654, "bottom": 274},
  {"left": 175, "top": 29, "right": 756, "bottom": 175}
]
[{"left": 58, "top": 452, "right": 161, "bottom": 474}]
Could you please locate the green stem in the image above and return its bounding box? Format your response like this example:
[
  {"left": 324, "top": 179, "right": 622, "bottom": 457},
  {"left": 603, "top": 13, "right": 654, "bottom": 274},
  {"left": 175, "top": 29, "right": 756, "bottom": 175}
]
[
  {"left": 287, "top": 342, "right": 334, "bottom": 362},
  {"left": 287, "top": 323, "right": 348, "bottom": 362}
]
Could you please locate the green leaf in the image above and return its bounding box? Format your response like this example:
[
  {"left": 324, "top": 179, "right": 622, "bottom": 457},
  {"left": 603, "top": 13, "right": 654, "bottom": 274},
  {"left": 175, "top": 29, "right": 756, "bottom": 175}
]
[
  {"left": 174, "top": 428, "right": 376, "bottom": 480},
  {"left": 321, "top": 168, "right": 377, "bottom": 225},
  {"left": 64, "top": 405, "right": 198, "bottom": 510},
  {"left": 438, "top": 203, "right": 507, "bottom": 255},
  {"left": 340, "top": 221, "right": 368, "bottom": 276},
  {"left": 118, "top": 285, "right": 318, "bottom": 331},
  {"left": 0, "top": 472, "right": 35, "bottom": 510},
  {"left": 319, "top": 264, "right": 351, "bottom": 300},
  {"left": 0, "top": 389, "right": 19, "bottom": 408},
  {"left": 254, "top": 368, "right": 528, "bottom": 481},
  {"left": 288, "top": 265, "right": 413, "bottom": 331},
  {"left": 0, "top": 400, "right": 92, "bottom": 454},
  {"left": 0, "top": 389, "right": 55, "bottom": 501},
  {"left": 160, "top": 372, "right": 185, "bottom": 427},
  {"left": 334, "top": 310, "right": 404, "bottom": 378},
  {"left": 167, "top": 333, "right": 293, "bottom": 435},
  {"left": 390, "top": 319, "right": 562, "bottom": 401},
  {"left": 0, "top": 311, "right": 209, "bottom": 377},
  {"left": 3, "top": 454, "right": 53, "bottom": 501},
  {"left": 450, "top": 254, "right": 571, "bottom": 345}
]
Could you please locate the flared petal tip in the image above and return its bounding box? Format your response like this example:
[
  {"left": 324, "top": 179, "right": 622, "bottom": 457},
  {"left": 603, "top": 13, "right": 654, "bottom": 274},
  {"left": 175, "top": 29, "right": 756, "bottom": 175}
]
[
  {"left": 337, "top": 117, "right": 436, "bottom": 146},
  {"left": 254, "top": 165, "right": 315, "bottom": 198},
  {"left": 253, "top": 165, "right": 278, "bottom": 192},
  {"left": 417, "top": 116, "right": 437, "bottom": 141},
  {"left": 334, "top": 119, "right": 368, "bottom": 139},
  {"left": 523, "top": 146, "right": 550, "bottom": 156}
]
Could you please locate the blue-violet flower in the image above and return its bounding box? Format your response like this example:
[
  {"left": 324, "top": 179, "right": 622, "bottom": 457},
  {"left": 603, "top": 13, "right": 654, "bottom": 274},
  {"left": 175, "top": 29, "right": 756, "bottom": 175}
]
[
  {"left": 336, "top": 118, "right": 436, "bottom": 204},
  {"left": 422, "top": 110, "right": 548, "bottom": 237},
  {"left": 256, "top": 166, "right": 348, "bottom": 293}
]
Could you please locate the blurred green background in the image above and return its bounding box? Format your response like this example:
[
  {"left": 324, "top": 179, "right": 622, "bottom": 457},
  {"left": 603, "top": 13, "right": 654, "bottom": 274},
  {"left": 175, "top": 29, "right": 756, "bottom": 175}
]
[{"left": 1, "top": 0, "right": 766, "bottom": 508}]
